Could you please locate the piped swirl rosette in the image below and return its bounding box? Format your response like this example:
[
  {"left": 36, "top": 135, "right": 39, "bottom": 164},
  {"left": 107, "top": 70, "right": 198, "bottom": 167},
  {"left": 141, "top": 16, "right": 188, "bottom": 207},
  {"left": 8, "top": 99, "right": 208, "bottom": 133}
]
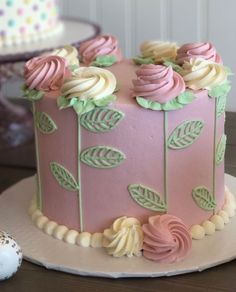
[
  {"left": 140, "top": 41, "right": 178, "bottom": 63},
  {"left": 103, "top": 216, "right": 143, "bottom": 257},
  {"left": 142, "top": 215, "right": 192, "bottom": 263},
  {"left": 79, "top": 34, "right": 122, "bottom": 65},
  {"left": 176, "top": 42, "right": 222, "bottom": 64},
  {"left": 133, "top": 64, "right": 185, "bottom": 104},
  {"left": 52, "top": 45, "right": 79, "bottom": 67},
  {"left": 180, "top": 58, "right": 228, "bottom": 90},
  {"left": 61, "top": 66, "right": 116, "bottom": 101},
  {"left": 24, "top": 55, "right": 71, "bottom": 95}
]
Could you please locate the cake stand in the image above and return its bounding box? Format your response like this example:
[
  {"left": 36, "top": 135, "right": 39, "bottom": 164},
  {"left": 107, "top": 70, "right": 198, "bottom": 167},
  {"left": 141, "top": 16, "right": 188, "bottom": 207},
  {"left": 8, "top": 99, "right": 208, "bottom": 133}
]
[
  {"left": 0, "top": 174, "right": 235, "bottom": 278},
  {"left": 0, "top": 18, "right": 100, "bottom": 149}
]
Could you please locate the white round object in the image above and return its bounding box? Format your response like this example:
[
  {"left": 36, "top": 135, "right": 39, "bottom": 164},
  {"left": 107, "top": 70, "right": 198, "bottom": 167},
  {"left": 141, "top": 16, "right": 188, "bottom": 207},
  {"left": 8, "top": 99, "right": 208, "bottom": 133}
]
[{"left": 0, "top": 231, "right": 23, "bottom": 281}]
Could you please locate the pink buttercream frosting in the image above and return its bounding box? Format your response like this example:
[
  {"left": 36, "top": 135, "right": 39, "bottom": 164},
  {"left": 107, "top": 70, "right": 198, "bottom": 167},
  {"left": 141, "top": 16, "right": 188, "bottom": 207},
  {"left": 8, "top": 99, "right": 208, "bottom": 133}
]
[
  {"left": 79, "top": 34, "right": 122, "bottom": 65},
  {"left": 24, "top": 55, "right": 71, "bottom": 93},
  {"left": 133, "top": 64, "right": 185, "bottom": 104},
  {"left": 142, "top": 214, "right": 192, "bottom": 263},
  {"left": 176, "top": 42, "right": 222, "bottom": 64}
]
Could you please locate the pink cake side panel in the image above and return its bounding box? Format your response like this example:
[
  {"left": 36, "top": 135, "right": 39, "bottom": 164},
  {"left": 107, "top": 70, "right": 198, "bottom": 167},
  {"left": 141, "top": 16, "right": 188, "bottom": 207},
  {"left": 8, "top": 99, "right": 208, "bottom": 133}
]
[
  {"left": 81, "top": 104, "right": 164, "bottom": 233},
  {"left": 167, "top": 91, "right": 215, "bottom": 226},
  {"left": 36, "top": 99, "right": 80, "bottom": 230}
]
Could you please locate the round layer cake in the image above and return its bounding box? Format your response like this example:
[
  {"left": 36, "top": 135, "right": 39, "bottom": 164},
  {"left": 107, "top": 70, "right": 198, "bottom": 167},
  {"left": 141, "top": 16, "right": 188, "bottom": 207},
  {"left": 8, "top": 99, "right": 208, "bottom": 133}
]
[
  {"left": 0, "top": 0, "right": 62, "bottom": 47},
  {"left": 24, "top": 37, "right": 236, "bottom": 263}
]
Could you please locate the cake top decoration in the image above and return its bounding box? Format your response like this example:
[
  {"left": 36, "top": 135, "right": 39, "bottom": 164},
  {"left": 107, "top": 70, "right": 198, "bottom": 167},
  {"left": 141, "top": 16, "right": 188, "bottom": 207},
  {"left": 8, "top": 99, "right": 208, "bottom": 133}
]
[{"left": 79, "top": 34, "right": 122, "bottom": 67}]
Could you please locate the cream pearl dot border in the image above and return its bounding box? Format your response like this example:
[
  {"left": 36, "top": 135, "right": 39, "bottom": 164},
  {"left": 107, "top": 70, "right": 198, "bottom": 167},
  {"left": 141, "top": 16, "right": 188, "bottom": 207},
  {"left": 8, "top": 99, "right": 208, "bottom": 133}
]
[
  {"left": 28, "top": 201, "right": 103, "bottom": 248},
  {"left": 190, "top": 186, "right": 236, "bottom": 240}
]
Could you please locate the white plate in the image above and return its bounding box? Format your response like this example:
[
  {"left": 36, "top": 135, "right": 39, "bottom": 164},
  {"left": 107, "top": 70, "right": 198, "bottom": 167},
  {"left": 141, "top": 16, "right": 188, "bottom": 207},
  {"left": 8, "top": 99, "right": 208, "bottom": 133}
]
[{"left": 0, "top": 174, "right": 235, "bottom": 278}]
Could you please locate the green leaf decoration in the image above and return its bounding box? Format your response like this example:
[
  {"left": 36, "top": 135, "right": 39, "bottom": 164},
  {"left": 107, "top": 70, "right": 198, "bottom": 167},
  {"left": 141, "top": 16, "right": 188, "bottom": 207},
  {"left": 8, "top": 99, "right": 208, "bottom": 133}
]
[
  {"left": 50, "top": 162, "right": 79, "bottom": 192},
  {"left": 216, "top": 95, "right": 227, "bottom": 117},
  {"left": 162, "top": 99, "right": 183, "bottom": 111},
  {"left": 168, "top": 120, "right": 204, "bottom": 150},
  {"left": 208, "top": 81, "right": 231, "bottom": 98},
  {"left": 128, "top": 184, "right": 166, "bottom": 212},
  {"left": 216, "top": 134, "right": 227, "bottom": 165},
  {"left": 177, "top": 91, "right": 196, "bottom": 105},
  {"left": 35, "top": 111, "right": 57, "bottom": 134},
  {"left": 136, "top": 97, "right": 162, "bottom": 110},
  {"left": 93, "top": 94, "right": 116, "bottom": 107},
  {"left": 80, "top": 146, "right": 126, "bottom": 168},
  {"left": 132, "top": 56, "right": 155, "bottom": 65},
  {"left": 73, "top": 99, "right": 95, "bottom": 115},
  {"left": 22, "top": 85, "right": 44, "bottom": 101},
  {"left": 91, "top": 55, "right": 117, "bottom": 67},
  {"left": 163, "top": 58, "right": 183, "bottom": 73},
  {"left": 192, "top": 186, "right": 216, "bottom": 210},
  {"left": 80, "top": 108, "right": 124, "bottom": 133}
]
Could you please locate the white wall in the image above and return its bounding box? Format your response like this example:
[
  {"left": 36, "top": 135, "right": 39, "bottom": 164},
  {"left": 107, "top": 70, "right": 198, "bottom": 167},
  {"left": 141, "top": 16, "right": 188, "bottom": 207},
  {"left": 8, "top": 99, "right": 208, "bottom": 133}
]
[{"left": 5, "top": 0, "right": 236, "bottom": 111}]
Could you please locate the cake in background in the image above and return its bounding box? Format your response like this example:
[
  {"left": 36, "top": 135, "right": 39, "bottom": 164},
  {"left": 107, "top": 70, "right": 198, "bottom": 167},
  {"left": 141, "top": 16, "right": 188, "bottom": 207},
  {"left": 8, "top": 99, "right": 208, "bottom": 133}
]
[
  {"left": 23, "top": 36, "right": 236, "bottom": 264},
  {"left": 0, "top": 0, "right": 62, "bottom": 47}
]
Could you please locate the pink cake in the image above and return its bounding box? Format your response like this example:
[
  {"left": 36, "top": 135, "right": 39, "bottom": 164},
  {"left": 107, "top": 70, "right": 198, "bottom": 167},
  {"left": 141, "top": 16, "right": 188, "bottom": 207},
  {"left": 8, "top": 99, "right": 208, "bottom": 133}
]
[{"left": 24, "top": 36, "right": 236, "bottom": 264}]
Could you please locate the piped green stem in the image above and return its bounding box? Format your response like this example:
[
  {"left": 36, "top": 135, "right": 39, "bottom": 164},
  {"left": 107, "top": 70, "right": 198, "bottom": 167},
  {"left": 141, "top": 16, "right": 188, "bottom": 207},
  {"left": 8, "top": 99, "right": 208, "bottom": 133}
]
[
  {"left": 164, "top": 111, "right": 168, "bottom": 208},
  {"left": 213, "top": 98, "right": 217, "bottom": 215},
  {"left": 78, "top": 115, "right": 84, "bottom": 232}
]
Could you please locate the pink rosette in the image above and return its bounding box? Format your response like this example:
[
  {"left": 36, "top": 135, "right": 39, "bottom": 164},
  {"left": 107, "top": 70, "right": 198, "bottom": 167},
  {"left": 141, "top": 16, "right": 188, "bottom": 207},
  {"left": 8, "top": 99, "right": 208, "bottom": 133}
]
[
  {"left": 133, "top": 64, "right": 185, "bottom": 104},
  {"left": 142, "top": 214, "right": 192, "bottom": 263},
  {"left": 176, "top": 42, "right": 222, "bottom": 64},
  {"left": 24, "top": 55, "right": 71, "bottom": 93},
  {"left": 79, "top": 34, "right": 122, "bottom": 65}
]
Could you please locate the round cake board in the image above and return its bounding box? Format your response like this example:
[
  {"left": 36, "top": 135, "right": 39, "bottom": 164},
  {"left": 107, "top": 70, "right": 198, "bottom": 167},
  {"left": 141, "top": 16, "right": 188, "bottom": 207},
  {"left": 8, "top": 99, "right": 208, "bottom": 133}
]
[
  {"left": 0, "top": 18, "right": 100, "bottom": 62},
  {"left": 0, "top": 174, "right": 236, "bottom": 278}
]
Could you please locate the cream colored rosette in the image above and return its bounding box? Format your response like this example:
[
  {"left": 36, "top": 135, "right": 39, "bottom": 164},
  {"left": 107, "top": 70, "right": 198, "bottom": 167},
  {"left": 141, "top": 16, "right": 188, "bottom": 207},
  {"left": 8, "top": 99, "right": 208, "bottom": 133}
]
[
  {"left": 52, "top": 45, "right": 79, "bottom": 67},
  {"left": 103, "top": 216, "right": 143, "bottom": 257},
  {"left": 62, "top": 66, "right": 116, "bottom": 101},
  {"left": 140, "top": 41, "right": 178, "bottom": 63},
  {"left": 181, "top": 58, "right": 228, "bottom": 90}
]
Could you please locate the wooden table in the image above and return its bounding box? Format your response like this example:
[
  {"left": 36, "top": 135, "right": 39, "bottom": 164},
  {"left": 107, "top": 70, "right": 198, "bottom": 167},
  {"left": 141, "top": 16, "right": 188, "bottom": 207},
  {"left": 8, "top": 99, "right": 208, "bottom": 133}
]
[{"left": 0, "top": 113, "right": 236, "bottom": 292}]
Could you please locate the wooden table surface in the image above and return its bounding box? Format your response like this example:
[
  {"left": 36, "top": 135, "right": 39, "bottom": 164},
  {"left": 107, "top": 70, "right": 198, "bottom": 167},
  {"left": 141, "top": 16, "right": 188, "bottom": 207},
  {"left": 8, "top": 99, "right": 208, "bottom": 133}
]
[{"left": 0, "top": 112, "right": 236, "bottom": 292}]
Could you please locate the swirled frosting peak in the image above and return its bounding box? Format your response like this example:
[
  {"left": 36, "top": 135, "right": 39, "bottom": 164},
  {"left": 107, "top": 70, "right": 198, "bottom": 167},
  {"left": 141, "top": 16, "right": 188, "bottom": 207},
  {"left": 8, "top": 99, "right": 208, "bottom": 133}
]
[
  {"left": 140, "top": 41, "right": 178, "bottom": 63},
  {"left": 181, "top": 58, "right": 228, "bottom": 90},
  {"left": 25, "top": 55, "right": 71, "bottom": 93},
  {"left": 177, "top": 42, "right": 222, "bottom": 64},
  {"left": 142, "top": 215, "right": 192, "bottom": 263},
  {"left": 61, "top": 66, "right": 116, "bottom": 100},
  {"left": 52, "top": 45, "right": 79, "bottom": 67},
  {"left": 133, "top": 64, "right": 185, "bottom": 103},
  {"left": 103, "top": 216, "right": 143, "bottom": 257},
  {"left": 79, "top": 34, "right": 122, "bottom": 65}
]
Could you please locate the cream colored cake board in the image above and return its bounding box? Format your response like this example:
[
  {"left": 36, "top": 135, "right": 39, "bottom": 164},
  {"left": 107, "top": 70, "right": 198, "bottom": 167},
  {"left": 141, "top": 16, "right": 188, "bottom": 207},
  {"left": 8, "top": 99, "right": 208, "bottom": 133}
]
[{"left": 0, "top": 174, "right": 236, "bottom": 278}]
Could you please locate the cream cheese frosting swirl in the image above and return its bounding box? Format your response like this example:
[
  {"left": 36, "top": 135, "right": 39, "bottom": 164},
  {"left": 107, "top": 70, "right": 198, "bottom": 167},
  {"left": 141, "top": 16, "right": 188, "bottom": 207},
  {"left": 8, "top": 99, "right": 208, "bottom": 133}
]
[
  {"left": 103, "top": 216, "right": 143, "bottom": 257},
  {"left": 142, "top": 215, "right": 192, "bottom": 263},
  {"left": 181, "top": 58, "right": 228, "bottom": 90},
  {"left": 177, "top": 42, "right": 222, "bottom": 64},
  {"left": 140, "top": 41, "right": 178, "bottom": 63},
  {"left": 133, "top": 64, "right": 185, "bottom": 103},
  {"left": 79, "top": 35, "right": 122, "bottom": 65},
  {"left": 62, "top": 66, "right": 116, "bottom": 100},
  {"left": 25, "top": 55, "right": 71, "bottom": 93},
  {"left": 52, "top": 45, "right": 79, "bottom": 67}
]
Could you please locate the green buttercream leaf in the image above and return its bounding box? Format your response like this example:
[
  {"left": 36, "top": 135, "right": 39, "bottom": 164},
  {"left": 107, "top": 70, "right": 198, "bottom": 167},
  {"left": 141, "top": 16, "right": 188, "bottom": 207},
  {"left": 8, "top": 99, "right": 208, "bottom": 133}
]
[
  {"left": 57, "top": 95, "right": 71, "bottom": 109},
  {"left": 216, "top": 95, "right": 227, "bottom": 117},
  {"left": 93, "top": 94, "right": 116, "bottom": 107},
  {"left": 162, "top": 99, "right": 183, "bottom": 111},
  {"left": 22, "top": 85, "right": 44, "bottom": 101},
  {"left": 80, "top": 107, "right": 124, "bottom": 133},
  {"left": 136, "top": 97, "right": 162, "bottom": 110},
  {"left": 208, "top": 81, "right": 231, "bottom": 98},
  {"left": 224, "top": 66, "right": 233, "bottom": 75},
  {"left": 216, "top": 134, "right": 227, "bottom": 165},
  {"left": 69, "top": 64, "right": 79, "bottom": 71},
  {"left": 91, "top": 55, "right": 117, "bottom": 67},
  {"left": 80, "top": 146, "right": 126, "bottom": 168},
  {"left": 192, "top": 186, "right": 216, "bottom": 210},
  {"left": 132, "top": 56, "right": 155, "bottom": 65},
  {"left": 177, "top": 91, "right": 195, "bottom": 105},
  {"left": 168, "top": 120, "right": 204, "bottom": 150},
  {"left": 35, "top": 111, "right": 57, "bottom": 134},
  {"left": 128, "top": 184, "right": 166, "bottom": 212},
  {"left": 50, "top": 162, "right": 79, "bottom": 192},
  {"left": 163, "top": 58, "right": 183, "bottom": 73}
]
